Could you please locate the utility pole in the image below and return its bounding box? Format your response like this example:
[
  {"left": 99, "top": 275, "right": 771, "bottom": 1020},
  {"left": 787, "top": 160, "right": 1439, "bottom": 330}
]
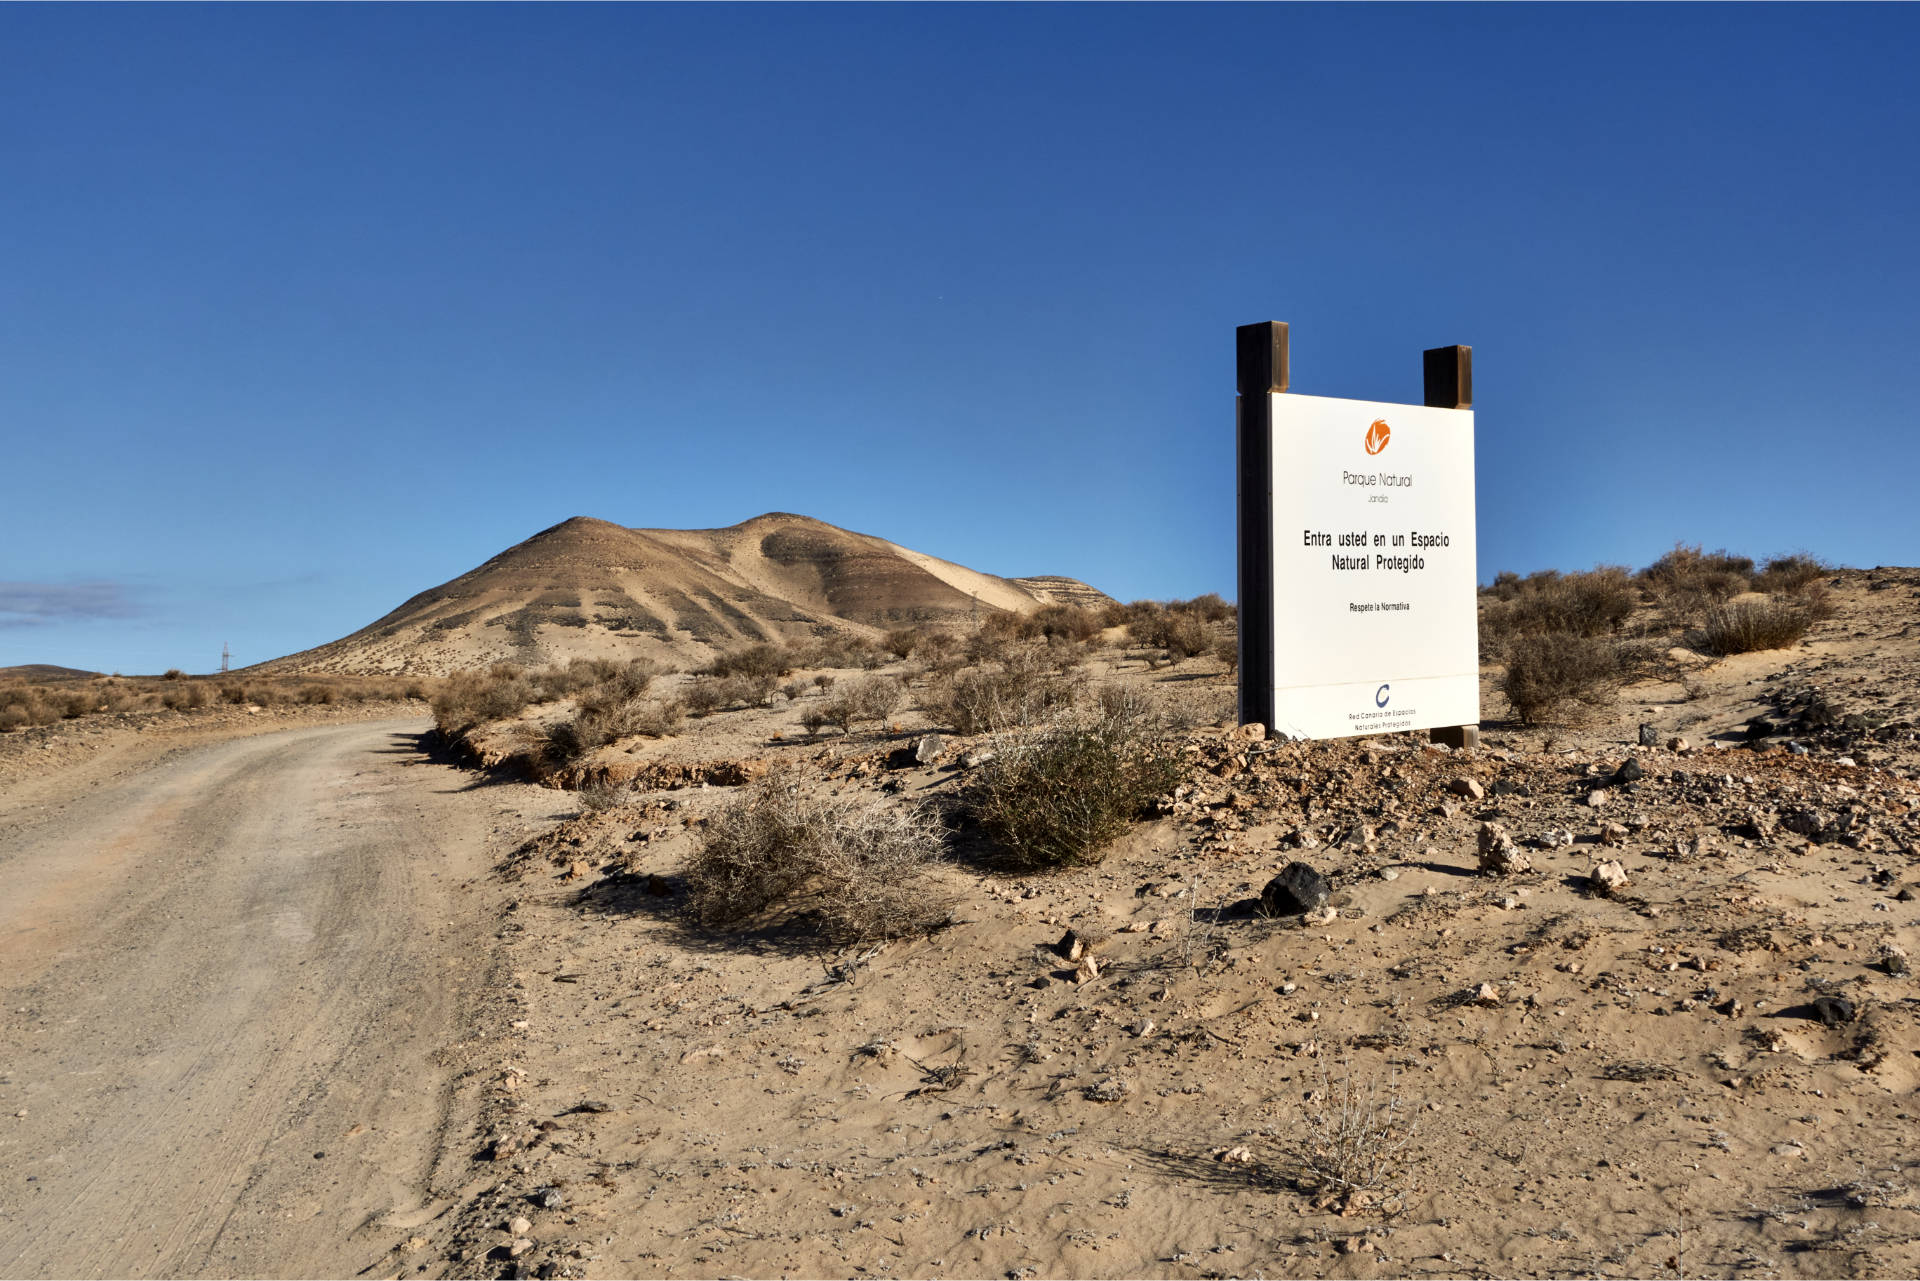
[{"left": 220, "top": 643, "right": 231, "bottom": 674}]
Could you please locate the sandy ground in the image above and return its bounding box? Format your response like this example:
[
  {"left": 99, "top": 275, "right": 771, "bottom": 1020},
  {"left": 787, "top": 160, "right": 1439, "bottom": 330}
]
[
  {"left": 0, "top": 715, "right": 570, "bottom": 1279},
  {"left": 422, "top": 571, "right": 1920, "bottom": 1280},
  {"left": 0, "top": 572, "right": 1913, "bottom": 1280}
]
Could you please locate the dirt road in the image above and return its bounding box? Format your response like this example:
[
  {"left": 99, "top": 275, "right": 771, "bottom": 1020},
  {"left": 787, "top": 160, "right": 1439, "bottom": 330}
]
[{"left": 0, "top": 718, "right": 530, "bottom": 1279}]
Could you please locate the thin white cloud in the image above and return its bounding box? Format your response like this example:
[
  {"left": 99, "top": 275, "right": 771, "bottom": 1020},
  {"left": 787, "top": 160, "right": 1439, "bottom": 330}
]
[{"left": 0, "top": 582, "right": 140, "bottom": 628}]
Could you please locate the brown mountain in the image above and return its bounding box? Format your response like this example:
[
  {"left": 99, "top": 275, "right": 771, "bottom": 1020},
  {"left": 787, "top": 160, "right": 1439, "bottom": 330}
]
[{"left": 255, "top": 513, "right": 1113, "bottom": 675}]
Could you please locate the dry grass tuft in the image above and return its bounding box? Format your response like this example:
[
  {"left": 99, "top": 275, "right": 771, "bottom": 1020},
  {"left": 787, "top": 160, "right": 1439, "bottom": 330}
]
[
  {"left": 1698, "top": 598, "right": 1814, "bottom": 655},
  {"left": 1285, "top": 1050, "right": 1419, "bottom": 1213}
]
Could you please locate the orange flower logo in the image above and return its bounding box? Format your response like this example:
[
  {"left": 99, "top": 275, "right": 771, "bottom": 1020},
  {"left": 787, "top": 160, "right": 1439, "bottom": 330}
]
[{"left": 1364, "top": 419, "right": 1391, "bottom": 455}]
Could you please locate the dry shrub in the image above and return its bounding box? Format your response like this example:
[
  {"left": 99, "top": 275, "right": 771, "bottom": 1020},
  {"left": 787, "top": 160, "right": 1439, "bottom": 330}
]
[
  {"left": 1479, "top": 566, "right": 1636, "bottom": 653},
  {"left": 577, "top": 777, "right": 629, "bottom": 813},
  {"left": 1285, "top": 1050, "right": 1418, "bottom": 1213},
  {"left": 1498, "top": 632, "right": 1620, "bottom": 724},
  {"left": 1121, "top": 597, "right": 1228, "bottom": 656},
  {"left": 430, "top": 668, "right": 535, "bottom": 734},
  {"left": 968, "top": 702, "right": 1179, "bottom": 869},
  {"left": 1121, "top": 601, "right": 1174, "bottom": 648},
  {"left": 822, "top": 674, "right": 903, "bottom": 733},
  {"left": 161, "top": 683, "right": 211, "bottom": 711},
  {"left": 1698, "top": 598, "right": 1813, "bottom": 655},
  {"left": 1032, "top": 605, "right": 1102, "bottom": 644},
  {"left": 1640, "top": 543, "right": 1753, "bottom": 624},
  {"left": 1754, "top": 553, "right": 1831, "bottom": 595},
  {"left": 684, "top": 772, "right": 954, "bottom": 942},
  {"left": 683, "top": 679, "right": 724, "bottom": 717},
  {"left": 1212, "top": 635, "right": 1240, "bottom": 672},
  {"left": 978, "top": 609, "right": 1041, "bottom": 644},
  {"left": 716, "top": 671, "right": 778, "bottom": 709},
  {"left": 883, "top": 628, "right": 923, "bottom": 659},
  {"left": 790, "top": 632, "right": 877, "bottom": 670},
  {"left": 1162, "top": 611, "right": 1211, "bottom": 660},
  {"left": 924, "top": 650, "right": 1078, "bottom": 735},
  {"left": 1171, "top": 592, "right": 1234, "bottom": 623},
  {"left": 534, "top": 657, "right": 658, "bottom": 700},
  {"left": 702, "top": 643, "right": 791, "bottom": 681},
  {"left": 545, "top": 687, "right": 684, "bottom": 765}
]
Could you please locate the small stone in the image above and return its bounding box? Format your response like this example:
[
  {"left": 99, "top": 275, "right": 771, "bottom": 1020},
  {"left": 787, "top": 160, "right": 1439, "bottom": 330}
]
[
  {"left": 1083, "top": 1077, "right": 1134, "bottom": 1103},
  {"left": 1214, "top": 1145, "right": 1254, "bottom": 1164},
  {"left": 1881, "top": 944, "right": 1911, "bottom": 977},
  {"left": 1638, "top": 723, "right": 1660, "bottom": 747},
  {"left": 1448, "top": 777, "right": 1485, "bottom": 800},
  {"left": 1074, "top": 955, "right": 1101, "bottom": 984},
  {"left": 1260, "top": 862, "right": 1331, "bottom": 916},
  {"left": 1812, "top": 996, "right": 1856, "bottom": 1027},
  {"left": 509, "top": 1237, "right": 534, "bottom": 1257},
  {"left": 531, "top": 1186, "right": 565, "bottom": 1210},
  {"left": 509, "top": 1216, "right": 532, "bottom": 1236},
  {"left": 1056, "top": 928, "right": 1088, "bottom": 962},
  {"left": 1590, "top": 860, "right": 1629, "bottom": 897},
  {"left": 1614, "top": 757, "right": 1646, "bottom": 784},
  {"left": 1668, "top": 737, "right": 1689, "bottom": 752},
  {"left": 1476, "top": 822, "right": 1531, "bottom": 875},
  {"left": 959, "top": 748, "right": 996, "bottom": 769},
  {"left": 1378, "top": 867, "right": 1400, "bottom": 882},
  {"left": 1597, "top": 820, "right": 1630, "bottom": 847},
  {"left": 913, "top": 734, "right": 943, "bottom": 764},
  {"left": 1586, "top": 789, "right": 1611, "bottom": 809},
  {"left": 1473, "top": 981, "right": 1501, "bottom": 1006},
  {"left": 1306, "top": 905, "right": 1338, "bottom": 926}
]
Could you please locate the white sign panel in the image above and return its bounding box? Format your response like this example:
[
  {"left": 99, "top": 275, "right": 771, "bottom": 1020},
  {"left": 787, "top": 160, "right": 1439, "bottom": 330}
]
[{"left": 1263, "top": 392, "right": 1478, "bottom": 740}]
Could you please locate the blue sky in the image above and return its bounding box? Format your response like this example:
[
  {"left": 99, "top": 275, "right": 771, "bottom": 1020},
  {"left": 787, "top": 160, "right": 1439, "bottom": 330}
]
[{"left": 4, "top": 4, "right": 1915, "bottom": 674}]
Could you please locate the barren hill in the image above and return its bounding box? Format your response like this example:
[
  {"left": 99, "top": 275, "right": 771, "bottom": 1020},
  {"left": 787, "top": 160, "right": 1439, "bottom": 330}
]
[
  {"left": 0, "top": 665, "right": 100, "bottom": 682},
  {"left": 255, "top": 513, "right": 1112, "bottom": 675}
]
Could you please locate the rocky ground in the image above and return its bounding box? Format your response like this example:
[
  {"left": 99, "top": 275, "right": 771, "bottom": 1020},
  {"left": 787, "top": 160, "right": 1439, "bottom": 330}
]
[{"left": 387, "top": 569, "right": 1920, "bottom": 1280}]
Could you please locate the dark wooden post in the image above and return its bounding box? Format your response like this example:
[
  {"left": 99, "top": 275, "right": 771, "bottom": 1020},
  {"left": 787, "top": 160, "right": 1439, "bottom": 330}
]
[
  {"left": 1423, "top": 344, "right": 1472, "bottom": 410},
  {"left": 1236, "top": 322, "right": 1287, "bottom": 731},
  {"left": 1424, "top": 343, "right": 1479, "bottom": 750}
]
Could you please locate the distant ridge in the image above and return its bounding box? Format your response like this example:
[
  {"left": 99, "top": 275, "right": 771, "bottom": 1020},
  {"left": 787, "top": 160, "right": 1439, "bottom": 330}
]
[
  {"left": 0, "top": 664, "right": 102, "bottom": 681},
  {"left": 254, "top": 513, "right": 1114, "bottom": 676}
]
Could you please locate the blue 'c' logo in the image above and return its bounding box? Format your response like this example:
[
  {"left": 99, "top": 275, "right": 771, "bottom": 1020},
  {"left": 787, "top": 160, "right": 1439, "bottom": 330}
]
[{"left": 1374, "top": 684, "right": 1391, "bottom": 708}]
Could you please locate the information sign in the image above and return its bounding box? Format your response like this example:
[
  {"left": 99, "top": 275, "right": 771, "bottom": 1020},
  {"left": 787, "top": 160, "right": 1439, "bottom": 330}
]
[{"left": 1258, "top": 392, "right": 1479, "bottom": 740}]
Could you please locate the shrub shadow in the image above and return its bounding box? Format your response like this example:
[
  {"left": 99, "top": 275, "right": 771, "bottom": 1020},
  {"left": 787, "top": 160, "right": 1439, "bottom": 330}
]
[{"left": 568, "top": 870, "right": 914, "bottom": 961}]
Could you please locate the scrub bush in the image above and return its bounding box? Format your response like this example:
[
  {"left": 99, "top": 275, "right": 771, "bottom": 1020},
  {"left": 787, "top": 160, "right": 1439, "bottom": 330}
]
[
  {"left": 968, "top": 703, "right": 1180, "bottom": 869},
  {"left": 684, "top": 773, "right": 954, "bottom": 942},
  {"left": 1698, "top": 598, "right": 1813, "bottom": 655},
  {"left": 1497, "top": 633, "right": 1621, "bottom": 725}
]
